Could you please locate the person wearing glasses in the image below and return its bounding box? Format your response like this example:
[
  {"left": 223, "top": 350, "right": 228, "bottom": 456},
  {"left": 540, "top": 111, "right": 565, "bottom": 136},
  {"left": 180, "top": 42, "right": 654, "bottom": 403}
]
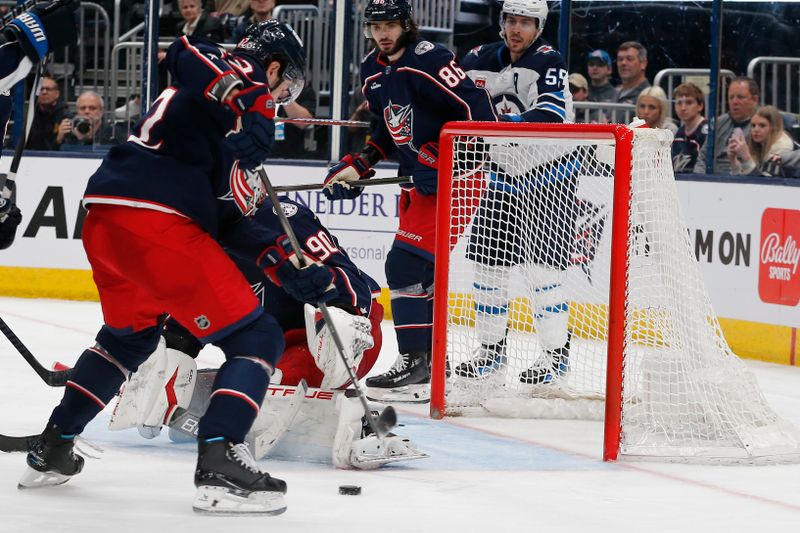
[{"left": 26, "top": 75, "right": 69, "bottom": 151}]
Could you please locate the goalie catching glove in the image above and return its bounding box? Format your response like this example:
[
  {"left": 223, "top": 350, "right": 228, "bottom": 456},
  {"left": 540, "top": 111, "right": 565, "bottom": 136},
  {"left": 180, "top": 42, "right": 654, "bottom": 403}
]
[
  {"left": 259, "top": 235, "right": 338, "bottom": 304},
  {"left": 304, "top": 304, "right": 373, "bottom": 389}
]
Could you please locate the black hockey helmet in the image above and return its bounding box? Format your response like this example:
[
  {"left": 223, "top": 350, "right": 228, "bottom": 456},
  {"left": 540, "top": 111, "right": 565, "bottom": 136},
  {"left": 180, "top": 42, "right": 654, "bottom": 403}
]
[
  {"left": 235, "top": 19, "right": 306, "bottom": 104},
  {"left": 363, "top": 0, "right": 413, "bottom": 38}
]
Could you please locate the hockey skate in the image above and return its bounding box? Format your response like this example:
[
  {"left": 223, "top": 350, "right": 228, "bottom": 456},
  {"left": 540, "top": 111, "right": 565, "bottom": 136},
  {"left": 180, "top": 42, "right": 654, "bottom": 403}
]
[
  {"left": 365, "top": 352, "right": 430, "bottom": 403},
  {"left": 454, "top": 339, "right": 507, "bottom": 379},
  {"left": 193, "top": 438, "right": 287, "bottom": 516},
  {"left": 519, "top": 339, "right": 570, "bottom": 385},
  {"left": 18, "top": 423, "right": 84, "bottom": 489}
]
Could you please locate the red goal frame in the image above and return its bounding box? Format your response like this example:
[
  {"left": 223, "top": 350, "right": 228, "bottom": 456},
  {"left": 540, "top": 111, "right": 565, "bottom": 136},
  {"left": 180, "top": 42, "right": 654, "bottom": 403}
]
[{"left": 429, "top": 122, "right": 637, "bottom": 461}]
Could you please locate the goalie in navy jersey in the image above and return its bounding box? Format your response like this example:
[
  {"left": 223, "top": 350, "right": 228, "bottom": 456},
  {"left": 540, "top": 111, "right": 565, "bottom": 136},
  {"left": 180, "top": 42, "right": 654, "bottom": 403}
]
[
  {"left": 457, "top": 0, "right": 577, "bottom": 386},
  {"left": 322, "top": 0, "right": 497, "bottom": 403},
  {"left": 106, "top": 197, "right": 426, "bottom": 469},
  {"left": 18, "top": 20, "right": 328, "bottom": 515},
  {"left": 0, "top": 0, "right": 79, "bottom": 250}
]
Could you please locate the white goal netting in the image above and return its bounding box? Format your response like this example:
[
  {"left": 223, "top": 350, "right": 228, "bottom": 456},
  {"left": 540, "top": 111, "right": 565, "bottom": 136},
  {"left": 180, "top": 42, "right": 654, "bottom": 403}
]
[{"left": 434, "top": 125, "right": 800, "bottom": 463}]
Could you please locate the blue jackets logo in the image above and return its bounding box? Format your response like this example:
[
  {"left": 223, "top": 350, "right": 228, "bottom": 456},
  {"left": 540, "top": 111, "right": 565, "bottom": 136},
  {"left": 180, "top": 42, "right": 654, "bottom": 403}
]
[{"left": 384, "top": 100, "right": 413, "bottom": 145}]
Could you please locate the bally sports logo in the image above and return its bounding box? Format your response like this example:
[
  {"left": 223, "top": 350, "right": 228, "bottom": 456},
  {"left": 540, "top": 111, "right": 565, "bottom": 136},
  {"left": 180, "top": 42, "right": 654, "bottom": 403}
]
[{"left": 759, "top": 208, "right": 800, "bottom": 306}]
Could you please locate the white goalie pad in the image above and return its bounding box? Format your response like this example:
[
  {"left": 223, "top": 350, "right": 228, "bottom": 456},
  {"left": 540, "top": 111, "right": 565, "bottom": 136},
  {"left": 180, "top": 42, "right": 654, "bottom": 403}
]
[
  {"left": 109, "top": 337, "right": 197, "bottom": 437},
  {"left": 304, "top": 304, "right": 374, "bottom": 389},
  {"left": 245, "top": 385, "right": 427, "bottom": 469}
]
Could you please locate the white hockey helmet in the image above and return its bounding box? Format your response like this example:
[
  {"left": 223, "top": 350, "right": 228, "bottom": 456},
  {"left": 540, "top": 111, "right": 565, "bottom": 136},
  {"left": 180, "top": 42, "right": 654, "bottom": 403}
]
[{"left": 500, "top": 0, "right": 548, "bottom": 40}]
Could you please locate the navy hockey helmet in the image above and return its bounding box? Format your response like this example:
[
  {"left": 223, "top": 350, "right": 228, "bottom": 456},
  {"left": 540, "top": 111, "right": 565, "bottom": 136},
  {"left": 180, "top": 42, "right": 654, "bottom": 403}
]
[
  {"left": 363, "top": 0, "right": 413, "bottom": 38},
  {"left": 235, "top": 20, "right": 307, "bottom": 104}
]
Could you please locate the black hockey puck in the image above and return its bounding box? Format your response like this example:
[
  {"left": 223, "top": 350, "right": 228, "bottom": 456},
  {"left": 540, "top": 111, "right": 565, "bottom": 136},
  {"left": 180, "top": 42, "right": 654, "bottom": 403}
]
[{"left": 338, "top": 485, "right": 361, "bottom": 496}]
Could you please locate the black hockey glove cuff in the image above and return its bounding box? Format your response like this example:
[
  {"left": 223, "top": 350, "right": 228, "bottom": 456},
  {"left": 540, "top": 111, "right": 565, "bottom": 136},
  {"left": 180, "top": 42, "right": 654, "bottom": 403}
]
[{"left": 0, "top": 203, "right": 22, "bottom": 250}]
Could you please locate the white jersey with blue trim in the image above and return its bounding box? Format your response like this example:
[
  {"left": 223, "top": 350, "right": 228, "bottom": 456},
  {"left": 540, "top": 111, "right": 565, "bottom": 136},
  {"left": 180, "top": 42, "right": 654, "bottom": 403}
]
[{"left": 461, "top": 38, "right": 573, "bottom": 123}]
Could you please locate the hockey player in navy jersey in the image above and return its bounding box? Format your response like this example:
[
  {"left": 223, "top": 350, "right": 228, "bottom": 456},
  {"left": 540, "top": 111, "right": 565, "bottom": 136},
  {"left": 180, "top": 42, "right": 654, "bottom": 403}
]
[
  {"left": 456, "top": 0, "right": 577, "bottom": 385},
  {"left": 107, "top": 198, "right": 425, "bottom": 469},
  {"left": 0, "top": 0, "right": 79, "bottom": 249},
  {"left": 322, "top": 0, "right": 496, "bottom": 403},
  {"left": 17, "top": 20, "right": 328, "bottom": 515}
]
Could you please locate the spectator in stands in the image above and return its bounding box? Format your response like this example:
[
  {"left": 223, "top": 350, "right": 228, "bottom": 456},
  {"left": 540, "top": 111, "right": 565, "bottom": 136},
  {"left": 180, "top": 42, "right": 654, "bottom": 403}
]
[
  {"left": 232, "top": 0, "right": 275, "bottom": 43},
  {"left": 727, "top": 105, "right": 796, "bottom": 177},
  {"left": 271, "top": 81, "right": 316, "bottom": 159},
  {"left": 586, "top": 49, "right": 617, "bottom": 103},
  {"left": 176, "top": 0, "right": 224, "bottom": 41},
  {"left": 569, "top": 73, "right": 588, "bottom": 102},
  {"left": 615, "top": 41, "right": 650, "bottom": 105},
  {"left": 635, "top": 86, "right": 677, "bottom": 134},
  {"left": 671, "top": 82, "right": 707, "bottom": 173},
  {"left": 57, "top": 91, "right": 127, "bottom": 151},
  {"left": 693, "top": 76, "right": 760, "bottom": 174},
  {"left": 26, "top": 75, "right": 69, "bottom": 151}
]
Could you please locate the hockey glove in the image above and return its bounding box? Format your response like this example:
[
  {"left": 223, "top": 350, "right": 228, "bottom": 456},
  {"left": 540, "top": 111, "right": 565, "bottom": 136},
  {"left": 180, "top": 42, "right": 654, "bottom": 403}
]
[
  {"left": 412, "top": 142, "right": 439, "bottom": 195},
  {"left": 258, "top": 235, "right": 339, "bottom": 304},
  {"left": 5, "top": 0, "right": 79, "bottom": 62},
  {"left": 0, "top": 203, "right": 22, "bottom": 250},
  {"left": 323, "top": 154, "right": 375, "bottom": 201},
  {"left": 224, "top": 85, "right": 276, "bottom": 120},
  {"left": 225, "top": 111, "right": 275, "bottom": 170}
]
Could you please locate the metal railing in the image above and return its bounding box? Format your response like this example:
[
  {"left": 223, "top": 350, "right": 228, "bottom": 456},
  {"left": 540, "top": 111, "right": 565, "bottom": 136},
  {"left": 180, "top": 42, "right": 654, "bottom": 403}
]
[
  {"left": 573, "top": 102, "right": 636, "bottom": 125},
  {"left": 747, "top": 56, "right": 800, "bottom": 115},
  {"left": 653, "top": 68, "right": 736, "bottom": 119}
]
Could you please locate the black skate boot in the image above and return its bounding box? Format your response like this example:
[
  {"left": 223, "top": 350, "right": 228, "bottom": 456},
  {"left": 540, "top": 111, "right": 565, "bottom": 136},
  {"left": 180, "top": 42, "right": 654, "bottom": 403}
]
[
  {"left": 193, "top": 438, "right": 287, "bottom": 515},
  {"left": 454, "top": 338, "right": 507, "bottom": 379},
  {"left": 18, "top": 423, "right": 84, "bottom": 489},
  {"left": 365, "top": 352, "right": 431, "bottom": 403},
  {"left": 519, "top": 335, "right": 571, "bottom": 385}
]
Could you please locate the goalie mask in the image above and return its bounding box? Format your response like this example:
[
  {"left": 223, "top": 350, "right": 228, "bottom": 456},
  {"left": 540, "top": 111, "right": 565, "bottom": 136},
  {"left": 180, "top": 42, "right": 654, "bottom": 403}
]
[
  {"left": 235, "top": 19, "right": 306, "bottom": 104},
  {"left": 500, "top": 0, "right": 548, "bottom": 42}
]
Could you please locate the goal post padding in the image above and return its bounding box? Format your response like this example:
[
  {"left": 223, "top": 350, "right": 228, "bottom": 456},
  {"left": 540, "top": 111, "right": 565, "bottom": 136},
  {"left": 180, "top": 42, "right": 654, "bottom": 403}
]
[{"left": 430, "top": 122, "right": 800, "bottom": 464}]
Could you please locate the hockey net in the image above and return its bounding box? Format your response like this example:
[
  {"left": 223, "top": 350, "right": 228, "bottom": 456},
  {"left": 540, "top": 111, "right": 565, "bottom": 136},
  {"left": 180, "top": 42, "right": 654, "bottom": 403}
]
[{"left": 430, "top": 123, "right": 800, "bottom": 463}]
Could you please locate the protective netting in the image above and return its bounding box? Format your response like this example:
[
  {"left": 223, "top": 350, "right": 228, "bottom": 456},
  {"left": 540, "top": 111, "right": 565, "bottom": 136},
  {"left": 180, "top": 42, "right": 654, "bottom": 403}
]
[{"left": 436, "top": 127, "right": 800, "bottom": 463}]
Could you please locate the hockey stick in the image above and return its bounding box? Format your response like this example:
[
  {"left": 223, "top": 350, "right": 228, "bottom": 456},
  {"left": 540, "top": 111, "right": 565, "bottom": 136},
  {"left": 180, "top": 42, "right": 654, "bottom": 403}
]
[
  {"left": 0, "top": 433, "right": 38, "bottom": 453},
  {"left": 0, "top": 64, "right": 43, "bottom": 221},
  {"left": 0, "top": 316, "right": 72, "bottom": 387},
  {"left": 257, "top": 166, "right": 397, "bottom": 439},
  {"left": 276, "top": 118, "right": 369, "bottom": 128},
  {"left": 274, "top": 175, "right": 411, "bottom": 193}
]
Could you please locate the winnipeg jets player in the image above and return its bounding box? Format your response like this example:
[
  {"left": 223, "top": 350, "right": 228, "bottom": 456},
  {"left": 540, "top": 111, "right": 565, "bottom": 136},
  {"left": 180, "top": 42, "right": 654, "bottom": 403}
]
[
  {"left": 322, "top": 0, "right": 496, "bottom": 403},
  {"left": 18, "top": 21, "right": 327, "bottom": 516},
  {"left": 0, "top": 0, "right": 79, "bottom": 249},
  {"left": 457, "top": 0, "right": 576, "bottom": 385}
]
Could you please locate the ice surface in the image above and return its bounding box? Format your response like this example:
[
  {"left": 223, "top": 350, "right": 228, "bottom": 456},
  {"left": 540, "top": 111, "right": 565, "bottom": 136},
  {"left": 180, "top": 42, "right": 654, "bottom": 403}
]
[{"left": 0, "top": 297, "right": 799, "bottom": 532}]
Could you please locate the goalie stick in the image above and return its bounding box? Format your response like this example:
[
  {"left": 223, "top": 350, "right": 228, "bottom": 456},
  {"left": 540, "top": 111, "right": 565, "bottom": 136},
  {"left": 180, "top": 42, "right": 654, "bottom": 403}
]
[
  {"left": 258, "top": 166, "right": 397, "bottom": 439},
  {"left": 274, "top": 175, "right": 411, "bottom": 193},
  {"left": 0, "top": 316, "right": 71, "bottom": 386},
  {"left": 0, "top": 432, "right": 37, "bottom": 453}
]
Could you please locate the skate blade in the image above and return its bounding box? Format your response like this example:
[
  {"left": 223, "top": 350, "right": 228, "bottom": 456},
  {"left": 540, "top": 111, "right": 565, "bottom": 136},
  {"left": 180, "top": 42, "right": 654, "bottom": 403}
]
[
  {"left": 366, "top": 384, "right": 430, "bottom": 403},
  {"left": 17, "top": 466, "right": 74, "bottom": 489},
  {"left": 192, "top": 485, "right": 287, "bottom": 516}
]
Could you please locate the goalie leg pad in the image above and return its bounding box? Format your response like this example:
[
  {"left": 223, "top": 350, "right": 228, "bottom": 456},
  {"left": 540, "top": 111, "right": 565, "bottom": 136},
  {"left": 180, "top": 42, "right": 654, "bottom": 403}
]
[
  {"left": 304, "top": 304, "right": 374, "bottom": 390},
  {"left": 527, "top": 264, "right": 570, "bottom": 351},
  {"left": 109, "top": 337, "right": 198, "bottom": 435},
  {"left": 472, "top": 263, "right": 511, "bottom": 346}
]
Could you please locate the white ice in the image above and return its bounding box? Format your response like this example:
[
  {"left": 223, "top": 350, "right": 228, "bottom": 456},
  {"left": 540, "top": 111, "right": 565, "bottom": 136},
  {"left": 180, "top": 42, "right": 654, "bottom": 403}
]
[{"left": 1, "top": 297, "right": 799, "bottom": 532}]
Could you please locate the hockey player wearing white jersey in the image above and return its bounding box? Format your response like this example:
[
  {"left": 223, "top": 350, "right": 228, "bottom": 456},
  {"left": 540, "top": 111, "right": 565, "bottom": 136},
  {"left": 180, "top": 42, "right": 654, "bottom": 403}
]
[{"left": 457, "top": 0, "right": 576, "bottom": 385}]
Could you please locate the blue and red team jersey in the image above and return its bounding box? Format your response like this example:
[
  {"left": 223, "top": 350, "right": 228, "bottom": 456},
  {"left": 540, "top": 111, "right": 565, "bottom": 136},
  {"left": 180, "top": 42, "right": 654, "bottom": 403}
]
[
  {"left": 82, "top": 36, "right": 278, "bottom": 254},
  {"left": 360, "top": 39, "right": 497, "bottom": 178},
  {"left": 231, "top": 197, "right": 381, "bottom": 331}
]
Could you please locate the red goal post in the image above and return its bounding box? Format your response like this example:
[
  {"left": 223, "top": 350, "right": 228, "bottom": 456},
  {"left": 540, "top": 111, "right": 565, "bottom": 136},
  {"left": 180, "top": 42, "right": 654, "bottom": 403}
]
[{"left": 430, "top": 122, "right": 800, "bottom": 464}]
